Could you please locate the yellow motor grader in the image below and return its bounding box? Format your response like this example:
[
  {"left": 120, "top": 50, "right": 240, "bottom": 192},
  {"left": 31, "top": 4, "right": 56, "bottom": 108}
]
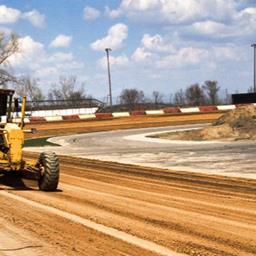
[{"left": 0, "top": 88, "right": 59, "bottom": 191}]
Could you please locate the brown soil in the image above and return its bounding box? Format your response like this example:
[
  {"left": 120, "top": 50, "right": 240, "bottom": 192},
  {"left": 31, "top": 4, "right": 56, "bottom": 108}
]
[
  {"left": 157, "top": 106, "right": 256, "bottom": 141},
  {"left": 1, "top": 113, "right": 255, "bottom": 256},
  {"left": 0, "top": 152, "right": 255, "bottom": 256},
  {"left": 25, "top": 112, "right": 222, "bottom": 139}
]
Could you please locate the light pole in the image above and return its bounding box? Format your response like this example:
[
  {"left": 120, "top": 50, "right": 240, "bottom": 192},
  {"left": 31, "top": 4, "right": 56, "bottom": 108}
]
[
  {"left": 105, "top": 48, "right": 112, "bottom": 106},
  {"left": 252, "top": 43, "right": 256, "bottom": 93}
]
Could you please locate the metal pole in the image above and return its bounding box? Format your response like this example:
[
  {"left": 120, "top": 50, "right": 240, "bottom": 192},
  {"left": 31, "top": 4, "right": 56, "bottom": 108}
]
[
  {"left": 252, "top": 43, "right": 256, "bottom": 93},
  {"left": 105, "top": 48, "right": 112, "bottom": 106}
]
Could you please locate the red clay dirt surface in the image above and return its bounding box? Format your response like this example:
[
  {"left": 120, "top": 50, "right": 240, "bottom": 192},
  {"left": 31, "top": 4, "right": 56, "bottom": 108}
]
[{"left": 0, "top": 113, "right": 255, "bottom": 256}]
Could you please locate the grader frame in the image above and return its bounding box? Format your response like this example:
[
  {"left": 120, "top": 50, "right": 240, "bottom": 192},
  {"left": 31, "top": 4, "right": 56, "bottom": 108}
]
[{"left": 0, "top": 89, "right": 59, "bottom": 191}]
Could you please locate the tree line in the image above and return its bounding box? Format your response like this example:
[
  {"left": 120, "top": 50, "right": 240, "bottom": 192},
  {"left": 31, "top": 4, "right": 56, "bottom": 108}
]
[{"left": 118, "top": 81, "right": 231, "bottom": 109}]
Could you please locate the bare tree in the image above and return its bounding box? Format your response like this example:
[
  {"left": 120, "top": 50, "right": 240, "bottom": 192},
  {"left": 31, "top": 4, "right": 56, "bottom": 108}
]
[
  {"left": 119, "top": 88, "right": 144, "bottom": 107},
  {"left": 48, "top": 76, "right": 86, "bottom": 100},
  {"left": 0, "top": 33, "right": 19, "bottom": 87},
  {"left": 15, "top": 76, "right": 44, "bottom": 101},
  {"left": 203, "top": 80, "right": 220, "bottom": 105},
  {"left": 185, "top": 83, "right": 205, "bottom": 106},
  {"left": 174, "top": 89, "right": 186, "bottom": 106},
  {"left": 152, "top": 90, "right": 163, "bottom": 105}
]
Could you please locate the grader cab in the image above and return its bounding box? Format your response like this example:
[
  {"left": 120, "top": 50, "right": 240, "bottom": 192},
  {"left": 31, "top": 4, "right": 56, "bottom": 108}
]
[{"left": 0, "top": 89, "right": 59, "bottom": 191}]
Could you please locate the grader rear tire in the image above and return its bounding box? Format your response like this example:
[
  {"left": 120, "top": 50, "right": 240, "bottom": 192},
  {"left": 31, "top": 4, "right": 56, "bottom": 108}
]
[{"left": 38, "top": 152, "right": 59, "bottom": 191}]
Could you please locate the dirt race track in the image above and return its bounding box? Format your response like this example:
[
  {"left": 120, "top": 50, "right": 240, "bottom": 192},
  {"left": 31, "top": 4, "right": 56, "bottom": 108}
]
[
  {"left": 0, "top": 113, "right": 256, "bottom": 256},
  {"left": 25, "top": 112, "right": 222, "bottom": 138}
]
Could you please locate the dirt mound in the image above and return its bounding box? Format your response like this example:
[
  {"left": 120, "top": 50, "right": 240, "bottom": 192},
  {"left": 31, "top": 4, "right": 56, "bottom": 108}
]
[
  {"left": 158, "top": 105, "right": 256, "bottom": 141},
  {"left": 202, "top": 105, "right": 256, "bottom": 140}
]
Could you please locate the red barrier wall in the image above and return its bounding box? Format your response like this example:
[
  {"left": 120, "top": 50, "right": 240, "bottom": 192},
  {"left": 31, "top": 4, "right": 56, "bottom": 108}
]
[
  {"left": 95, "top": 113, "right": 113, "bottom": 119},
  {"left": 199, "top": 106, "right": 218, "bottom": 112},
  {"left": 129, "top": 111, "right": 146, "bottom": 116},
  {"left": 62, "top": 115, "right": 80, "bottom": 120},
  {"left": 163, "top": 107, "right": 181, "bottom": 113},
  {"left": 29, "top": 116, "right": 47, "bottom": 122}
]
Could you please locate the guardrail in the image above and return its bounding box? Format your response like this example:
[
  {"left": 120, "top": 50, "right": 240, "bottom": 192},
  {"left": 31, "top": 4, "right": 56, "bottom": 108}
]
[{"left": 1, "top": 103, "right": 254, "bottom": 124}]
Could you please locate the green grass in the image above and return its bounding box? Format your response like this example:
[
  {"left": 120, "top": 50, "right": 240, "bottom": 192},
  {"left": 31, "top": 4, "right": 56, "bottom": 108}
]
[{"left": 24, "top": 137, "right": 60, "bottom": 147}]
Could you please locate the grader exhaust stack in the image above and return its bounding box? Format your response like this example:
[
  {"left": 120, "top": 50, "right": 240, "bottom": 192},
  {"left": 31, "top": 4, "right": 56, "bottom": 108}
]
[{"left": 0, "top": 89, "right": 60, "bottom": 191}]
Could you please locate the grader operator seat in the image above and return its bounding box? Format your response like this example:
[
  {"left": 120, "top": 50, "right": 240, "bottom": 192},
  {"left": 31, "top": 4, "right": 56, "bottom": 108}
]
[{"left": 0, "top": 89, "right": 15, "bottom": 123}]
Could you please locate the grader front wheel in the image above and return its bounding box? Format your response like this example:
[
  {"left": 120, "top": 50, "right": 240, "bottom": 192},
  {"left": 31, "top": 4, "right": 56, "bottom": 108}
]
[{"left": 38, "top": 152, "right": 59, "bottom": 191}]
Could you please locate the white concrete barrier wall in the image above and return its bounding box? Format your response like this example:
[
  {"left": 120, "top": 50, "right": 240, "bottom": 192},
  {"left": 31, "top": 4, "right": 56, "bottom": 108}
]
[
  {"left": 180, "top": 107, "right": 200, "bottom": 113},
  {"left": 112, "top": 112, "right": 130, "bottom": 117},
  {"left": 45, "top": 116, "right": 63, "bottom": 122},
  {"left": 1, "top": 104, "right": 256, "bottom": 123},
  {"left": 145, "top": 110, "right": 165, "bottom": 115},
  {"left": 78, "top": 114, "right": 96, "bottom": 119},
  {"left": 29, "top": 107, "right": 98, "bottom": 117},
  {"left": 217, "top": 105, "right": 236, "bottom": 110}
]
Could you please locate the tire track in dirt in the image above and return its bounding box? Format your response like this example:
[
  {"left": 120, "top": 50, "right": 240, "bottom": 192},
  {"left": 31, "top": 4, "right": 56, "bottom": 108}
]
[
  {"left": 0, "top": 114, "right": 255, "bottom": 256},
  {"left": 3, "top": 155, "right": 256, "bottom": 256},
  {"left": 0, "top": 191, "right": 186, "bottom": 256}
]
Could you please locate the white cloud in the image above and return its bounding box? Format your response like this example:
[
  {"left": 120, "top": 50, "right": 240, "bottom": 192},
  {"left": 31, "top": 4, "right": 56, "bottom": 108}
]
[
  {"left": 91, "top": 23, "right": 128, "bottom": 51},
  {"left": 192, "top": 20, "right": 229, "bottom": 35},
  {"left": 120, "top": 0, "right": 161, "bottom": 12},
  {"left": 131, "top": 34, "right": 174, "bottom": 62},
  {"left": 131, "top": 47, "right": 152, "bottom": 62},
  {"left": 234, "top": 6, "right": 256, "bottom": 35},
  {"left": 6, "top": 35, "right": 86, "bottom": 89},
  {"left": 107, "top": 0, "right": 237, "bottom": 24},
  {"left": 98, "top": 54, "right": 129, "bottom": 69},
  {"left": 83, "top": 6, "right": 100, "bottom": 20},
  {"left": 34, "top": 67, "right": 58, "bottom": 78},
  {"left": 50, "top": 34, "right": 72, "bottom": 48},
  {"left": 106, "top": 0, "right": 256, "bottom": 39},
  {"left": 22, "top": 10, "right": 46, "bottom": 28},
  {"left": 49, "top": 52, "right": 74, "bottom": 63},
  {"left": 212, "top": 46, "right": 239, "bottom": 61},
  {"left": 123, "top": 29, "right": 244, "bottom": 72},
  {"left": 8, "top": 36, "right": 45, "bottom": 68},
  {"left": 161, "top": 0, "right": 236, "bottom": 24},
  {"left": 108, "top": 0, "right": 256, "bottom": 39},
  {"left": 141, "top": 34, "right": 175, "bottom": 53},
  {"left": 191, "top": 9, "right": 256, "bottom": 38},
  {"left": 105, "top": 6, "right": 123, "bottom": 18},
  {"left": 157, "top": 47, "right": 209, "bottom": 68},
  {"left": 0, "top": 5, "right": 21, "bottom": 24},
  {"left": 0, "top": 5, "right": 46, "bottom": 28},
  {"left": 0, "top": 26, "right": 11, "bottom": 35},
  {"left": 131, "top": 33, "right": 229, "bottom": 69},
  {"left": 55, "top": 60, "right": 85, "bottom": 71}
]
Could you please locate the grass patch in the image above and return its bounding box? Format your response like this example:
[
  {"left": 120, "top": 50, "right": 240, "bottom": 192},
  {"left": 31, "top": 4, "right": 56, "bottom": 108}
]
[{"left": 24, "top": 137, "right": 60, "bottom": 147}]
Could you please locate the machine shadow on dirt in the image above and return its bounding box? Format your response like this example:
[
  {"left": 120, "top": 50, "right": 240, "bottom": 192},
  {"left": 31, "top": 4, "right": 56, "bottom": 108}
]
[{"left": 0, "top": 171, "right": 62, "bottom": 192}]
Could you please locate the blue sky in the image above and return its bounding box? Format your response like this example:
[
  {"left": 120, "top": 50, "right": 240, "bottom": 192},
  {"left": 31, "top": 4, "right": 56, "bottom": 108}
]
[{"left": 0, "top": 0, "right": 256, "bottom": 102}]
